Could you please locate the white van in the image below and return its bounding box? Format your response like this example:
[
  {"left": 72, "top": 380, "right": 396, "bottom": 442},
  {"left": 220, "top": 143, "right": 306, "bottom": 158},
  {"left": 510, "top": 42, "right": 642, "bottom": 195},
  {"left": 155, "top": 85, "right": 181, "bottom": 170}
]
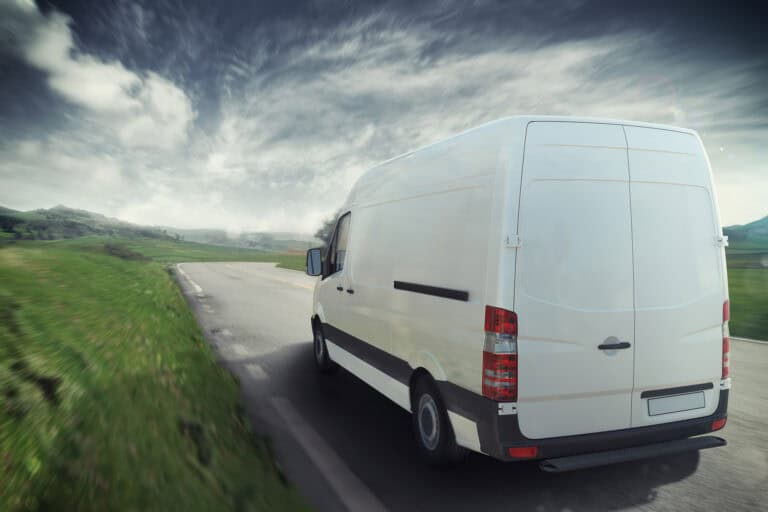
[{"left": 305, "top": 116, "right": 730, "bottom": 470}]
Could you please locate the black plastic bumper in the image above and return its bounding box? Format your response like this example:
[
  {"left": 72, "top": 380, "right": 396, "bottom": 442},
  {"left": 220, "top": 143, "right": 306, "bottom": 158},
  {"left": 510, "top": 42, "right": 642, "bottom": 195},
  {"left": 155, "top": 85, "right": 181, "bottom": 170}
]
[
  {"left": 539, "top": 435, "right": 726, "bottom": 472},
  {"left": 438, "top": 382, "right": 729, "bottom": 462}
]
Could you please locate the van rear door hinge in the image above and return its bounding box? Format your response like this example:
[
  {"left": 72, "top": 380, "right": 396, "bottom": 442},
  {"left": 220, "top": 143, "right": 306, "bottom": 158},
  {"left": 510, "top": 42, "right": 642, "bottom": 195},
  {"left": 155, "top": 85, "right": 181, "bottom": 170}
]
[
  {"left": 715, "top": 235, "right": 729, "bottom": 248},
  {"left": 505, "top": 234, "right": 522, "bottom": 248}
]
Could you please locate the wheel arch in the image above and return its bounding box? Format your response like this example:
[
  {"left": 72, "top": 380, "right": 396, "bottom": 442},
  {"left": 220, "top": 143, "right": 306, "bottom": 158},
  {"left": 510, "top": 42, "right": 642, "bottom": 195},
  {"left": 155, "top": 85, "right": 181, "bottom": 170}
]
[
  {"left": 410, "top": 350, "right": 447, "bottom": 382},
  {"left": 408, "top": 367, "right": 437, "bottom": 410},
  {"left": 311, "top": 314, "right": 322, "bottom": 332}
]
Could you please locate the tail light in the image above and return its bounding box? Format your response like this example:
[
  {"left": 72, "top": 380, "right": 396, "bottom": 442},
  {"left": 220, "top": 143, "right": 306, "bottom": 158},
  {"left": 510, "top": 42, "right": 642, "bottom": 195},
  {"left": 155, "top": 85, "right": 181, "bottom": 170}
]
[
  {"left": 712, "top": 417, "right": 727, "bottom": 431},
  {"left": 722, "top": 300, "right": 730, "bottom": 379},
  {"left": 508, "top": 446, "right": 538, "bottom": 459},
  {"left": 482, "top": 306, "right": 517, "bottom": 401}
]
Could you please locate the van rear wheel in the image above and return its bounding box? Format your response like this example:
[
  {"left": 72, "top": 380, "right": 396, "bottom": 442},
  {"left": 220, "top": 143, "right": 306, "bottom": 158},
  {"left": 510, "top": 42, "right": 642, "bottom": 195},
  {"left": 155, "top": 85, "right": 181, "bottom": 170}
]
[
  {"left": 312, "top": 324, "right": 337, "bottom": 373},
  {"left": 411, "top": 376, "right": 466, "bottom": 466}
]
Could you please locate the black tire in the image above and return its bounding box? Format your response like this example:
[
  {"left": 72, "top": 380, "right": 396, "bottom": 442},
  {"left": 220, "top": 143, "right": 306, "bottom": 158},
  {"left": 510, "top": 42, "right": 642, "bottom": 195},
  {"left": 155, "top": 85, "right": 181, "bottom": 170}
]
[
  {"left": 312, "top": 323, "right": 337, "bottom": 374},
  {"left": 411, "top": 376, "right": 467, "bottom": 466}
]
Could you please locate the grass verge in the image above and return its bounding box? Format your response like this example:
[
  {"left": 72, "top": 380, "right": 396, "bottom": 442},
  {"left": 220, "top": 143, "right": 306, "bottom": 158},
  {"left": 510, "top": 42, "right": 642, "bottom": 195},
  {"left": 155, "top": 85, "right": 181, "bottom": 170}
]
[
  {"left": 32, "top": 236, "right": 307, "bottom": 270},
  {"left": 0, "top": 241, "right": 308, "bottom": 511},
  {"left": 727, "top": 268, "right": 768, "bottom": 340}
]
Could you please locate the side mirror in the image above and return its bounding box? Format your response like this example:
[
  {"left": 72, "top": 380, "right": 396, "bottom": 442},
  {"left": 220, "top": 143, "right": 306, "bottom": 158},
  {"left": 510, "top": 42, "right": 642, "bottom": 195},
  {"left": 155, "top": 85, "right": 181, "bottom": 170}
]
[{"left": 306, "top": 247, "right": 322, "bottom": 276}]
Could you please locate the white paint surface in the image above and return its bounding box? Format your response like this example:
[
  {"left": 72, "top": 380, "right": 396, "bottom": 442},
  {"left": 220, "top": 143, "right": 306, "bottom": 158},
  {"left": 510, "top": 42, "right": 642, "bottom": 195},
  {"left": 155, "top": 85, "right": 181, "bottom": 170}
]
[
  {"left": 447, "top": 411, "right": 482, "bottom": 452},
  {"left": 325, "top": 339, "right": 410, "bottom": 410}
]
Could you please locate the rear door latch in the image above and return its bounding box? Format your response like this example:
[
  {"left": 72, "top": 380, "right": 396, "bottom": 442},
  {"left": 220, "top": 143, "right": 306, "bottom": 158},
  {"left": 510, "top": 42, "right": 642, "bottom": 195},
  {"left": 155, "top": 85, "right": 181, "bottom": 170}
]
[{"left": 715, "top": 235, "right": 729, "bottom": 247}]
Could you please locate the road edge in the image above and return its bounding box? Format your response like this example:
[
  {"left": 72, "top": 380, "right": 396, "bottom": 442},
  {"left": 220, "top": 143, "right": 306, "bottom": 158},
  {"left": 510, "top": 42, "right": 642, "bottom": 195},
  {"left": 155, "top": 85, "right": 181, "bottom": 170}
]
[{"left": 732, "top": 337, "right": 768, "bottom": 345}]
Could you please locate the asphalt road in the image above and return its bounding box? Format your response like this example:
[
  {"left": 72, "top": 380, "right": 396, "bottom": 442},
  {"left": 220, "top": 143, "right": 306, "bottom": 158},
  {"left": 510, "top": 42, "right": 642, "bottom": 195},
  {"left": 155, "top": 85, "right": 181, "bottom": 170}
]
[{"left": 176, "top": 262, "right": 768, "bottom": 512}]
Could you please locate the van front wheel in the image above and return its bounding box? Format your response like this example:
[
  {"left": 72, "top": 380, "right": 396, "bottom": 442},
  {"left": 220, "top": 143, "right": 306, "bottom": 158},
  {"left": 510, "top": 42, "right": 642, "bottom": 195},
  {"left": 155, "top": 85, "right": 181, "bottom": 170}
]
[
  {"left": 312, "top": 324, "right": 337, "bottom": 374},
  {"left": 411, "top": 377, "right": 466, "bottom": 466}
]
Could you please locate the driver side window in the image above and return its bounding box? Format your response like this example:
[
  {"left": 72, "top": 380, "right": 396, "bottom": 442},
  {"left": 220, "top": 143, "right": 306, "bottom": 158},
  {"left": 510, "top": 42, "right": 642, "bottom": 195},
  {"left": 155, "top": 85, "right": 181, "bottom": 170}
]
[{"left": 328, "top": 212, "right": 351, "bottom": 275}]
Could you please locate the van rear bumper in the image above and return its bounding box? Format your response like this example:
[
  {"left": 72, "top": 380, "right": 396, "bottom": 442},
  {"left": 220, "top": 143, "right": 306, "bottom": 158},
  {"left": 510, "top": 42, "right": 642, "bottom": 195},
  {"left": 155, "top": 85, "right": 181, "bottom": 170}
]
[
  {"left": 437, "top": 383, "right": 729, "bottom": 462},
  {"left": 539, "top": 435, "right": 726, "bottom": 472}
]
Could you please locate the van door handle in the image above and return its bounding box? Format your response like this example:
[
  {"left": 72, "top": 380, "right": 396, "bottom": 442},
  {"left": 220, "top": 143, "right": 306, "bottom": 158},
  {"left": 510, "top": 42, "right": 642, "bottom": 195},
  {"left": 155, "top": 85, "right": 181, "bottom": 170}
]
[
  {"left": 336, "top": 286, "right": 343, "bottom": 291},
  {"left": 346, "top": 289, "right": 355, "bottom": 294},
  {"left": 598, "top": 341, "right": 631, "bottom": 350}
]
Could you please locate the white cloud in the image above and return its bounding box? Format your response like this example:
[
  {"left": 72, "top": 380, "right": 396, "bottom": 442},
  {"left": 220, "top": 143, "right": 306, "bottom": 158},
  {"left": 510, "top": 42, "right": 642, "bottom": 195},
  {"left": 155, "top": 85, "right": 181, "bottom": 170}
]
[
  {"left": 7, "top": 0, "right": 194, "bottom": 150},
  {"left": 207, "top": 23, "right": 768, "bottom": 228},
  {"left": 116, "top": 72, "right": 195, "bottom": 148},
  {"left": 0, "top": 136, "right": 126, "bottom": 214}
]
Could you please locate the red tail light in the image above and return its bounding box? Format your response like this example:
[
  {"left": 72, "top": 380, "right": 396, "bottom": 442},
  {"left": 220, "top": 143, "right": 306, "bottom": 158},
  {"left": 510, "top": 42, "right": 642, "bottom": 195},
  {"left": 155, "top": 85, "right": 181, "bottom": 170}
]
[
  {"left": 482, "top": 352, "right": 517, "bottom": 400},
  {"left": 722, "top": 300, "right": 730, "bottom": 379},
  {"left": 485, "top": 306, "right": 517, "bottom": 335},
  {"left": 712, "top": 417, "right": 727, "bottom": 431},
  {"left": 508, "top": 446, "right": 538, "bottom": 459},
  {"left": 483, "top": 306, "right": 518, "bottom": 401}
]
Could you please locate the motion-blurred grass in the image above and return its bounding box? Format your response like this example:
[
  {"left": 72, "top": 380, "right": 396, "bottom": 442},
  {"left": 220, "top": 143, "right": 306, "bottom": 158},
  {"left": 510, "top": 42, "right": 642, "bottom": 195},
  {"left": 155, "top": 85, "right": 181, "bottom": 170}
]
[
  {"left": 727, "top": 268, "right": 768, "bottom": 340},
  {"left": 725, "top": 249, "right": 768, "bottom": 340},
  {"left": 43, "top": 235, "right": 307, "bottom": 269},
  {"left": 0, "top": 240, "right": 308, "bottom": 511}
]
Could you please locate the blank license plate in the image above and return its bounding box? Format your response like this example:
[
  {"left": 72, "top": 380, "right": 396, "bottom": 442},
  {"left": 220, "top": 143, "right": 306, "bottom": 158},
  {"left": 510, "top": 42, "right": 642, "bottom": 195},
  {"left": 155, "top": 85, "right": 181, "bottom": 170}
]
[{"left": 647, "top": 392, "right": 705, "bottom": 416}]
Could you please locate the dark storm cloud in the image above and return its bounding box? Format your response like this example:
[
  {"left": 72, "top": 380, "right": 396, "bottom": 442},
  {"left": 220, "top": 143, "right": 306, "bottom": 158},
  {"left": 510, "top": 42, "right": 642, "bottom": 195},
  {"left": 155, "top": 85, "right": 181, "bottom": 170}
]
[
  {"left": 1, "top": 0, "right": 766, "bottom": 231},
  {"left": 42, "top": 0, "right": 767, "bottom": 87}
]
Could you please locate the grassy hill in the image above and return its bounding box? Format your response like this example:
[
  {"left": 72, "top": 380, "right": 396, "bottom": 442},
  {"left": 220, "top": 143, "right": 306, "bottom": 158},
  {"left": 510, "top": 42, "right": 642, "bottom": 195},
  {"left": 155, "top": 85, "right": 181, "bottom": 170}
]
[
  {"left": 0, "top": 205, "right": 319, "bottom": 252},
  {"left": 724, "top": 215, "right": 768, "bottom": 250},
  {"left": 0, "top": 209, "right": 313, "bottom": 509},
  {"left": 42, "top": 237, "right": 306, "bottom": 270},
  {"left": 0, "top": 205, "right": 171, "bottom": 241},
  {"left": 0, "top": 239, "right": 308, "bottom": 511}
]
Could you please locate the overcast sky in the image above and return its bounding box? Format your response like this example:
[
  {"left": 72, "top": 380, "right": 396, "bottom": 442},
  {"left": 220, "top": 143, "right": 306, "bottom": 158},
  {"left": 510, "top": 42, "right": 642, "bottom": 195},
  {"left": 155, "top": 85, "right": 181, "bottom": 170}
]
[{"left": 0, "top": 0, "right": 766, "bottom": 233}]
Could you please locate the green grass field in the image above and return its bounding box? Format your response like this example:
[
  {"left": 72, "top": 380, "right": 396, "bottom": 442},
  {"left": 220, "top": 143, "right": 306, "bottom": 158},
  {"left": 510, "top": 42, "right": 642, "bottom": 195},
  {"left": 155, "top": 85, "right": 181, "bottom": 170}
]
[
  {"left": 0, "top": 240, "right": 308, "bottom": 511},
  {"left": 725, "top": 248, "right": 767, "bottom": 340},
  {"left": 22, "top": 236, "right": 307, "bottom": 270},
  {"left": 727, "top": 267, "right": 768, "bottom": 340}
]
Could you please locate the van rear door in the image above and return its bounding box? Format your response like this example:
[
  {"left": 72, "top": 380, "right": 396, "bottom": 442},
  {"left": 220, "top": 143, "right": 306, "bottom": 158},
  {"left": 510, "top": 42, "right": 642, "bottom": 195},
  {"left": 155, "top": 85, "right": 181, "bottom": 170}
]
[
  {"left": 625, "top": 126, "right": 726, "bottom": 427},
  {"left": 515, "top": 122, "right": 635, "bottom": 439}
]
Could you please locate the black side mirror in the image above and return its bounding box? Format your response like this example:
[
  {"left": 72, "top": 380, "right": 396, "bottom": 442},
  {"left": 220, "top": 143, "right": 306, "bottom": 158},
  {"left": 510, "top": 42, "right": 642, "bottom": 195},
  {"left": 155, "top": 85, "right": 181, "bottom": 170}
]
[{"left": 306, "top": 247, "right": 322, "bottom": 276}]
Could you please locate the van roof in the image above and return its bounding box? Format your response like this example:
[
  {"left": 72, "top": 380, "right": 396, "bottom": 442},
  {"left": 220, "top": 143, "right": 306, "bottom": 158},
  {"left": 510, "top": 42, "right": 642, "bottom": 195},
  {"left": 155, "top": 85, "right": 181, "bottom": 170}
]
[
  {"left": 368, "top": 115, "right": 698, "bottom": 169},
  {"left": 503, "top": 115, "right": 698, "bottom": 135},
  {"left": 342, "top": 116, "right": 701, "bottom": 209}
]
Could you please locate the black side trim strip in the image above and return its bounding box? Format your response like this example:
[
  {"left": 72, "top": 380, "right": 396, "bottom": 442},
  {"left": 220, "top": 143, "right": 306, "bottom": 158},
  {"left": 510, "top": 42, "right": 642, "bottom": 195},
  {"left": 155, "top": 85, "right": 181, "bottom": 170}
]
[
  {"left": 393, "top": 281, "right": 469, "bottom": 302},
  {"left": 322, "top": 323, "right": 412, "bottom": 385},
  {"left": 640, "top": 382, "right": 714, "bottom": 399}
]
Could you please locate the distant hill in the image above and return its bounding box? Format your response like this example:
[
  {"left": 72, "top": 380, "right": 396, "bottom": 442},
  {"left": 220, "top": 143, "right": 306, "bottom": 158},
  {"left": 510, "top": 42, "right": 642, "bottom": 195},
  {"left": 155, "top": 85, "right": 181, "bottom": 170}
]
[
  {"left": 0, "top": 205, "right": 320, "bottom": 251},
  {"left": 724, "top": 215, "right": 768, "bottom": 249},
  {"left": 160, "top": 227, "right": 319, "bottom": 252},
  {"left": 0, "top": 205, "right": 171, "bottom": 241}
]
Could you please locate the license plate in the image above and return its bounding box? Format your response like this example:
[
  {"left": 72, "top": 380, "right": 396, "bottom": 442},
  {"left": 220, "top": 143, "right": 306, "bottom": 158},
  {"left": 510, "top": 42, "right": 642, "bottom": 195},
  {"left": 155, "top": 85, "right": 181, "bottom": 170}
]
[{"left": 647, "top": 392, "right": 705, "bottom": 416}]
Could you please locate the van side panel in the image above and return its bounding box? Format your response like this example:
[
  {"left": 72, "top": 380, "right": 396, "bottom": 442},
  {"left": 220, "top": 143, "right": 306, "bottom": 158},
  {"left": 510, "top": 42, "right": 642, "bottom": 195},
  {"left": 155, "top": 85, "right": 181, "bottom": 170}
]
[
  {"left": 624, "top": 126, "right": 725, "bottom": 427},
  {"left": 515, "top": 121, "right": 636, "bottom": 439},
  {"left": 386, "top": 182, "right": 491, "bottom": 390},
  {"left": 344, "top": 204, "right": 394, "bottom": 355},
  {"left": 345, "top": 122, "right": 512, "bottom": 397}
]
